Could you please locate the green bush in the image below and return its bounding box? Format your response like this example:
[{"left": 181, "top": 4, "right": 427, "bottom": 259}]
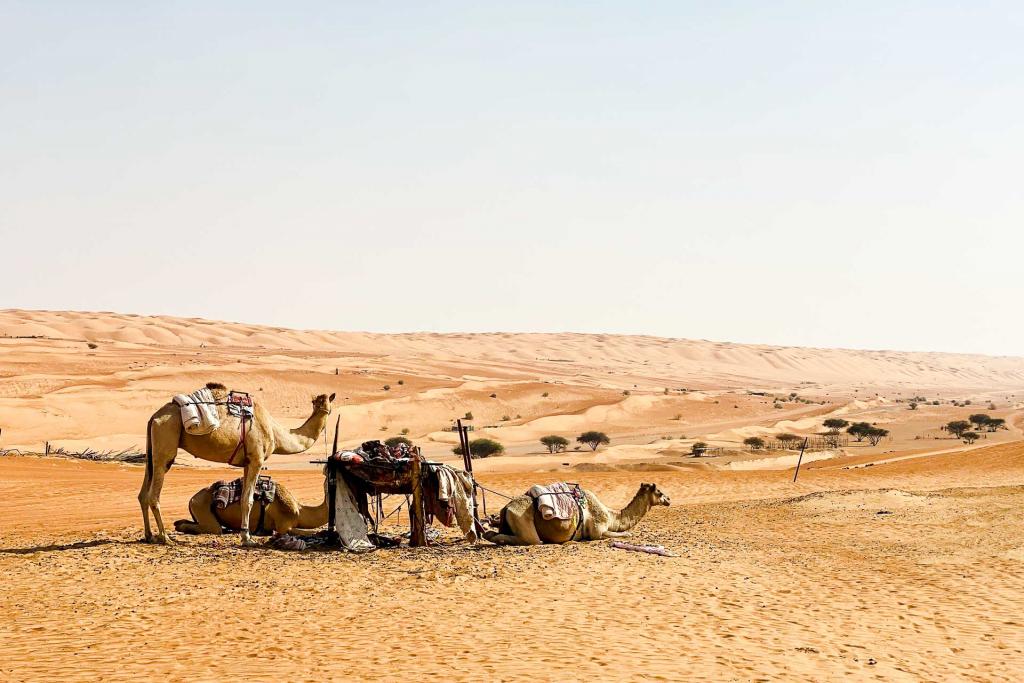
[
  {"left": 385, "top": 436, "right": 412, "bottom": 448},
  {"left": 452, "top": 438, "right": 505, "bottom": 459}
]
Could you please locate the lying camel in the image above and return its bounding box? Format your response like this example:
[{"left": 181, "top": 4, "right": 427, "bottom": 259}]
[
  {"left": 139, "top": 382, "right": 334, "bottom": 545},
  {"left": 173, "top": 479, "right": 327, "bottom": 536},
  {"left": 484, "top": 482, "right": 670, "bottom": 546}
]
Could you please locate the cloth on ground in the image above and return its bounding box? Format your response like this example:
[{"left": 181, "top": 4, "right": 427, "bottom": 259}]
[
  {"left": 527, "top": 482, "right": 582, "bottom": 521},
  {"left": 330, "top": 466, "right": 375, "bottom": 553},
  {"left": 211, "top": 477, "right": 276, "bottom": 510},
  {"left": 172, "top": 387, "right": 220, "bottom": 435},
  {"left": 429, "top": 465, "right": 478, "bottom": 542}
]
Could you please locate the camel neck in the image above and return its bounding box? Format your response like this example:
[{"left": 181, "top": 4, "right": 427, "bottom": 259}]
[
  {"left": 271, "top": 410, "right": 328, "bottom": 455},
  {"left": 298, "top": 487, "right": 329, "bottom": 528},
  {"left": 611, "top": 491, "right": 652, "bottom": 532}
]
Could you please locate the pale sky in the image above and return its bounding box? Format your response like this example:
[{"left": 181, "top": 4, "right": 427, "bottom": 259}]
[{"left": 2, "top": 2, "right": 1022, "bottom": 355}]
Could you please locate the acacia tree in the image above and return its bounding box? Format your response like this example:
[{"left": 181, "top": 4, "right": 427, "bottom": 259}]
[
  {"left": 577, "top": 431, "right": 611, "bottom": 451},
  {"left": 540, "top": 435, "right": 569, "bottom": 453},
  {"left": 823, "top": 418, "right": 849, "bottom": 434},
  {"left": 691, "top": 441, "right": 708, "bottom": 456},
  {"left": 968, "top": 414, "right": 991, "bottom": 430},
  {"left": 909, "top": 402, "right": 919, "bottom": 410},
  {"left": 985, "top": 418, "right": 1006, "bottom": 432},
  {"left": 946, "top": 420, "right": 971, "bottom": 439},
  {"left": 961, "top": 431, "right": 980, "bottom": 445},
  {"left": 743, "top": 436, "right": 766, "bottom": 451},
  {"left": 384, "top": 436, "right": 412, "bottom": 448},
  {"left": 847, "top": 422, "right": 872, "bottom": 442},
  {"left": 866, "top": 427, "right": 890, "bottom": 446}
]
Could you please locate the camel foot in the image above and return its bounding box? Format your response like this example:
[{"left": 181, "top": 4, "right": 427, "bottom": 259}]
[
  {"left": 240, "top": 533, "right": 258, "bottom": 547},
  {"left": 152, "top": 533, "right": 174, "bottom": 545}
]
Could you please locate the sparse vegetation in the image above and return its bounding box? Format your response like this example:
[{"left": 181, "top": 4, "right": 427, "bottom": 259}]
[
  {"left": 691, "top": 441, "right": 708, "bottom": 456},
  {"left": 622, "top": 390, "right": 630, "bottom": 396},
  {"left": 501, "top": 415, "right": 511, "bottom": 421},
  {"left": 969, "top": 414, "right": 991, "bottom": 430},
  {"left": 846, "top": 422, "right": 873, "bottom": 442},
  {"left": 397, "top": 379, "right": 404, "bottom": 385},
  {"left": 909, "top": 402, "right": 918, "bottom": 410},
  {"left": 865, "top": 427, "right": 889, "bottom": 446},
  {"left": 823, "top": 418, "right": 849, "bottom": 434},
  {"left": 946, "top": 420, "right": 971, "bottom": 439},
  {"left": 400, "top": 428, "right": 410, "bottom": 435},
  {"left": 489, "top": 393, "right": 497, "bottom": 398},
  {"left": 577, "top": 431, "right": 611, "bottom": 451},
  {"left": 383, "top": 385, "right": 390, "bottom": 391},
  {"left": 385, "top": 436, "right": 412, "bottom": 448},
  {"left": 541, "top": 392, "right": 549, "bottom": 397},
  {"left": 985, "top": 418, "right": 1006, "bottom": 432},
  {"left": 540, "top": 435, "right": 570, "bottom": 453},
  {"left": 775, "top": 433, "right": 802, "bottom": 449},
  {"left": 743, "top": 437, "right": 766, "bottom": 451},
  {"left": 451, "top": 438, "right": 505, "bottom": 459},
  {"left": 463, "top": 412, "right": 473, "bottom": 420},
  {"left": 87, "top": 342, "right": 98, "bottom": 350},
  {"left": 961, "top": 431, "right": 979, "bottom": 445}
]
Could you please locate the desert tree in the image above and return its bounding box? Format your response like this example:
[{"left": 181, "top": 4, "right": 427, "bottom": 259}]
[
  {"left": 985, "top": 418, "right": 1006, "bottom": 432},
  {"left": 823, "top": 418, "right": 849, "bottom": 434},
  {"left": 909, "top": 402, "right": 918, "bottom": 410},
  {"left": 577, "top": 431, "right": 611, "bottom": 451},
  {"left": 691, "top": 441, "right": 708, "bottom": 457},
  {"left": 775, "top": 433, "right": 802, "bottom": 449},
  {"left": 866, "top": 427, "right": 890, "bottom": 446},
  {"left": 846, "top": 422, "right": 872, "bottom": 442},
  {"left": 968, "top": 414, "right": 991, "bottom": 430},
  {"left": 961, "top": 431, "right": 980, "bottom": 445},
  {"left": 946, "top": 420, "right": 971, "bottom": 439},
  {"left": 540, "top": 435, "right": 570, "bottom": 453},
  {"left": 743, "top": 436, "right": 766, "bottom": 451}
]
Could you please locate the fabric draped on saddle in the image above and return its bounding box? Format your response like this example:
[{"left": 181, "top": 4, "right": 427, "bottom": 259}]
[
  {"left": 211, "top": 476, "right": 277, "bottom": 511},
  {"left": 527, "top": 482, "right": 586, "bottom": 521},
  {"left": 172, "top": 384, "right": 255, "bottom": 436},
  {"left": 172, "top": 387, "right": 220, "bottom": 435}
]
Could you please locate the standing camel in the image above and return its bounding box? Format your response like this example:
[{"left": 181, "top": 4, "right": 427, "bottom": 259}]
[
  {"left": 139, "top": 383, "right": 334, "bottom": 545},
  {"left": 484, "top": 483, "right": 670, "bottom": 545}
]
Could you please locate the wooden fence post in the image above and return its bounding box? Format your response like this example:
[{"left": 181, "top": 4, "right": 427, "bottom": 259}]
[{"left": 409, "top": 456, "right": 427, "bottom": 547}]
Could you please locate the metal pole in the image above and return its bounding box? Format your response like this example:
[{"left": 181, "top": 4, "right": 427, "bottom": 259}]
[{"left": 792, "top": 437, "right": 809, "bottom": 482}]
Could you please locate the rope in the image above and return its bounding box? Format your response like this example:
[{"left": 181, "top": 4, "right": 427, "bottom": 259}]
[{"left": 474, "top": 482, "right": 515, "bottom": 500}]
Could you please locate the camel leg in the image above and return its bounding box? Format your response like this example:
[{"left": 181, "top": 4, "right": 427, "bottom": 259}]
[
  {"left": 486, "top": 509, "right": 543, "bottom": 546},
  {"left": 601, "top": 530, "right": 632, "bottom": 539},
  {"left": 138, "top": 459, "right": 153, "bottom": 543},
  {"left": 237, "top": 459, "right": 263, "bottom": 546},
  {"left": 146, "top": 454, "right": 175, "bottom": 544},
  {"left": 174, "top": 491, "right": 223, "bottom": 535}
]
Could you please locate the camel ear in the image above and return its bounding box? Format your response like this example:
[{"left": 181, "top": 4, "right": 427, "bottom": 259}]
[{"left": 329, "top": 392, "right": 336, "bottom": 402}]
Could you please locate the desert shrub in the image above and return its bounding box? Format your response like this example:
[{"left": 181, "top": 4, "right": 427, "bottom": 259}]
[
  {"left": 489, "top": 393, "right": 497, "bottom": 399},
  {"left": 540, "top": 435, "right": 570, "bottom": 453},
  {"left": 385, "top": 436, "right": 412, "bottom": 448},
  {"left": 776, "top": 433, "right": 802, "bottom": 448},
  {"left": 743, "top": 437, "right": 766, "bottom": 450},
  {"left": 541, "top": 392, "right": 549, "bottom": 398},
  {"left": 576, "top": 431, "right": 611, "bottom": 451},
  {"left": 691, "top": 441, "right": 708, "bottom": 456},
  {"left": 463, "top": 412, "right": 473, "bottom": 420},
  {"left": 622, "top": 390, "right": 631, "bottom": 396},
  {"left": 383, "top": 385, "right": 390, "bottom": 391},
  {"left": 961, "top": 431, "right": 979, "bottom": 445},
  {"left": 451, "top": 438, "right": 505, "bottom": 458},
  {"left": 400, "top": 428, "right": 410, "bottom": 435},
  {"left": 397, "top": 379, "right": 404, "bottom": 385},
  {"left": 87, "top": 342, "right": 98, "bottom": 350},
  {"left": 988, "top": 402, "right": 996, "bottom": 410},
  {"left": 909, "top": 402, "right": 918, "bottom": 410},
  {"left": 501, "top": 415, "right": 511, "bottom": 421},
  {"left": 823, "top": 418, "right": 849, "bottom": 434}
]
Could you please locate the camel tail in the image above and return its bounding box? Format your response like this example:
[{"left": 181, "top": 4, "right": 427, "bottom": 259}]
[{"left": 145, "top": 415, "right": 155, "bottom": 482}]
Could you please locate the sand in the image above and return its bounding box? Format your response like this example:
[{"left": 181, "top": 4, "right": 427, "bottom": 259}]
[{"left": 2, "top": 310, "right": 1023, "bottom": 680}]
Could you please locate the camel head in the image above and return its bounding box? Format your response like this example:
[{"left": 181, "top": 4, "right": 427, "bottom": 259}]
[
  {"left": 312, "top": 392, "right": 336, "bottom": 416},
  {"left": 640, "top": 482, "right": 670, "bottom": 507}
]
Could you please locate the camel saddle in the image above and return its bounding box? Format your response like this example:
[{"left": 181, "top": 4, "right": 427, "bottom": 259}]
[
  {"left": 211, "top": 476, "right": 276, "bottom": 510},
  {"left": 226, "top": 391, "right": 255, "bottom": 419}
]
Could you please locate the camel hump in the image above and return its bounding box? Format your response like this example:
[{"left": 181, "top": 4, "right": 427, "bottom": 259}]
[{"left": 205, "top": 382, "right": 228, "bottom": 400}]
